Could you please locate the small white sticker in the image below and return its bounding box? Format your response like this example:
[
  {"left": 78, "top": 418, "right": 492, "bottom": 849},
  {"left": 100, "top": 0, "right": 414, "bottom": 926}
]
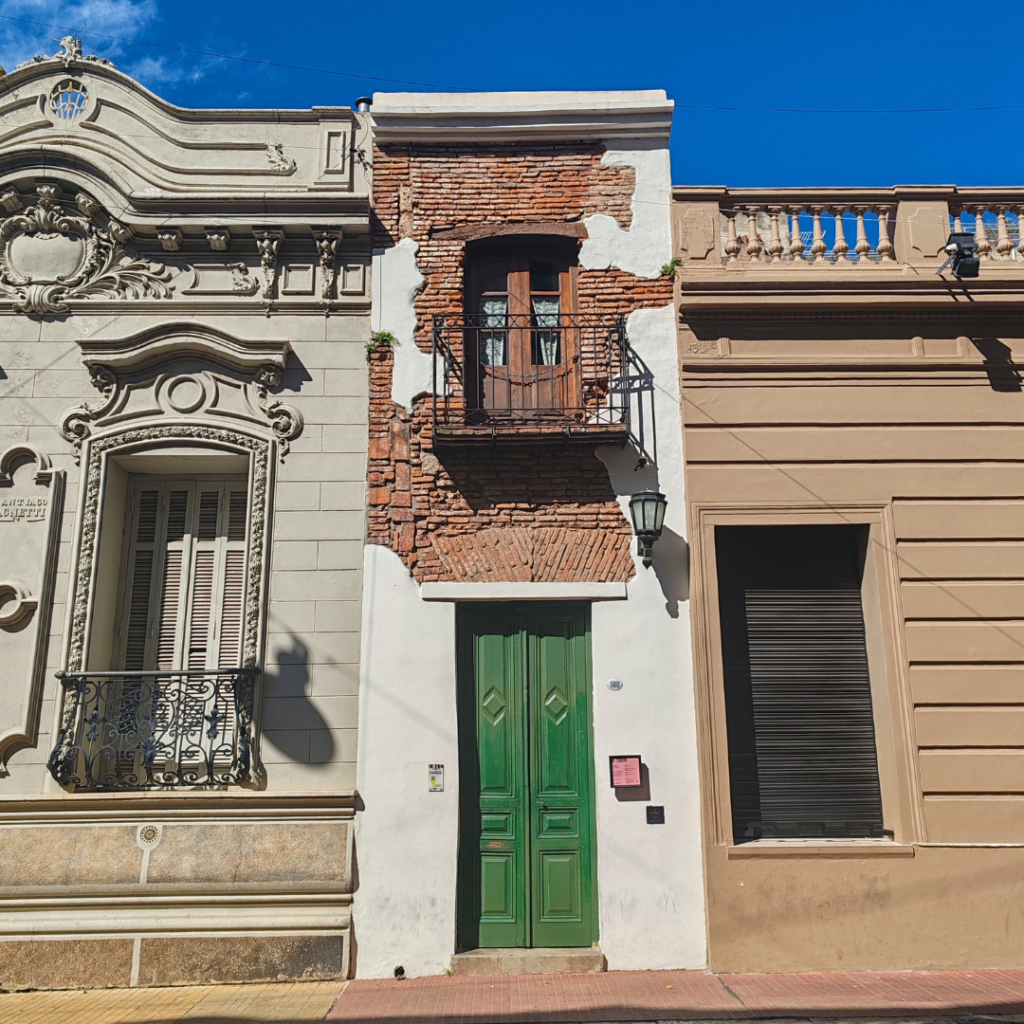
[{"left": 428, "top": 764, "right": 444, "bottom": 792}]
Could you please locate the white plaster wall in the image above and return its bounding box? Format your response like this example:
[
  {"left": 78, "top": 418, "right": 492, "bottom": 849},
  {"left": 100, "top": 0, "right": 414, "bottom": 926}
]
[
  {"left": 354, "top": 543, "right": 460, "bottom": 978},
  {"left": 592, "top": 304, "right": 707, "bottom": 970},
  {"left": 370, "top": 238, "right": 432, "bottom": 411},
  {"left": 580, "top": 139, "right": 674, "bottom": 280},
  {"left": 356, "top": 132, "right": 706, "bottom": 973}
]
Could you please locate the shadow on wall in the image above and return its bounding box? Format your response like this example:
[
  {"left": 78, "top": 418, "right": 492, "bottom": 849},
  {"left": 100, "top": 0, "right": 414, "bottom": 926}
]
[
  {"left": 598, "top": 443, "right": 689, "bottom": 618},
  {"left": 971, "top": 337, "right": 1023, "bottom": 392},
  {"left": 651, "top": 526, "right": 689, "bottom": 619},
  {"left": 260, "top": 636, "right": 334, "bottom": 763}
]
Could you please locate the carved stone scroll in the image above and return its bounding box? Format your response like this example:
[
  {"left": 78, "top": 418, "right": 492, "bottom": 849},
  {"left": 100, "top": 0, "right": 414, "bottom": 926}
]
[
  {"left": 0, "top": 445, "right": 65, "bottom": 772},
  {"left": 59, "top": 355, "right": 301, "bottom": 460},
  {"left": 0, "top": 184, "right": 172, "bottom": 316}
]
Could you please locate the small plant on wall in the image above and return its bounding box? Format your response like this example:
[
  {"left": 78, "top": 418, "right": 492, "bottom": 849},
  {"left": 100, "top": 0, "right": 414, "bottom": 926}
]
[
  {"left": 661, "top": 255, "right": 682, "bottom": 280},
  {"left": 366, "top": 330, "right": 398, "bottom": 361}
]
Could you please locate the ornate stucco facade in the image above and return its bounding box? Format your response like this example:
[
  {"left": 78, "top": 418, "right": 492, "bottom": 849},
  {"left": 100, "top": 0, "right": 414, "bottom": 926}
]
[{"left": 0, "top": 42, "right": 369, "bottom": 988}]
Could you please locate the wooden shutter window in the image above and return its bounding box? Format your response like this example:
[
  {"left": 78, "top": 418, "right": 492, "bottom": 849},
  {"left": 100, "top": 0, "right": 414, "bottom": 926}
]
[
  {"left": 716, "top": 525, "right": 885, "bottom": 843},
  {"left": 117, "top": 479, "right": 249, "bottom": 673}
]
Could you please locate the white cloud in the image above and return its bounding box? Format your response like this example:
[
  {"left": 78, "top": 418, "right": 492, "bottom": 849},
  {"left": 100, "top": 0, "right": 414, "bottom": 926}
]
[
  {"left": 0, "top": 0, "right": 159, "bottom": 73},
  {"left": 127, "top": 52, "right": 201, "bottom": 87}
]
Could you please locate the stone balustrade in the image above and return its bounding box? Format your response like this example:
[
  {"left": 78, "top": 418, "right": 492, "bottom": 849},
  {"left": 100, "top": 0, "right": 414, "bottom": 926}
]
[
  {"left": 672, "top": 186, "right": 1024, "bottom": 272},
  {"left": 721, "top": 204, "right": 894, "bottom": 265},
  {"left": 951, "top": 199, "right": 1024, "bottom": 262}
]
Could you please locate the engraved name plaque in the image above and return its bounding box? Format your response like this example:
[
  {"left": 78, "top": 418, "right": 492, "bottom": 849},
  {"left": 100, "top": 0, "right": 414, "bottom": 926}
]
[{"left": 0, "top": 445, "right": 64, "bottom": 772}]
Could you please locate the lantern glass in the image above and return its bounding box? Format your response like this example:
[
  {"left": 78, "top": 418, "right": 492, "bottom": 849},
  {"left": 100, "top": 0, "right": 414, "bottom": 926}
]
[{"left": 629, "top": 490, "right": 666, "bottom": 536}]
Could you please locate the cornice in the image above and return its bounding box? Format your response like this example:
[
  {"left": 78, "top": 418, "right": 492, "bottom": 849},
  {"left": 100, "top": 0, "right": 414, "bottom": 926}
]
[
  {"left": 679, "top": 306, "right": 1024, "bottom": 322},
  {"left": 371, "top": 90, "right": 673, "bottom": 142},
  {"left": 75, "top": 322, "right": 291, "bottom": 372},
  {"left": 2, "top": 57, "right": 355, "bottom": 126},
  {"left": 0, "top": 298, "right": 370, "bottom": 315},
  {"left": 0, "top": 791, "right": 358, "bottom": 823}
]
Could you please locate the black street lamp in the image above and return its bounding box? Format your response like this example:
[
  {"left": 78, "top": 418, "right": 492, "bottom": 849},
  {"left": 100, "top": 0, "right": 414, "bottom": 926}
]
[{"left": 628, "top": 489, "right": 667, "bottom": 568}]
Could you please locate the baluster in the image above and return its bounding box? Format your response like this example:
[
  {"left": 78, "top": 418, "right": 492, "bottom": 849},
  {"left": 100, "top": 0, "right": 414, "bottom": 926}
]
[
  {"left": 1017, "top": 206, "right": 1024, "bottom": 259},
  {"left": 789, "top": 207, "right": 805, "bottom": 260},
  {"left": 996, "top": 206, "right": 1014, "bottom": 261},
  {"left": 875, "top": 205, "right": 894, "bottom": 262},
  {"left": 810, "top": 206, "right": 827, "bottom": 262},
  {"left": 724, "top": 210, "right": 740, "bottom": 263},
  {"left": 973, "top": 205, "right": 991, "bottom": 260},
  {"left": 833, "top": 207, "right": 849, "bottom": 262},
  {"left": 768, "top": 207, "right": 785, "bottom": 263},
  {"left": 854, "top": 207, "right": 871, "bottom": 262},
  {"left": 746, "top": 206, "right": 763, "bottom": 260},
  {"left": 951, "top": 205, "right": 963, "bottom": 233}
]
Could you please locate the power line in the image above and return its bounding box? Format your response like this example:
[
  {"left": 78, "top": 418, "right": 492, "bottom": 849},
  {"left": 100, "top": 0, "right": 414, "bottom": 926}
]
[
  {"left": 0, "top": 13, "right": 477, "bottom": 93},
  {"left": 676, "top": 102, "right": 1024, "bottom": 114},
  {"left": 5, "top": 13, "right": 1024, "bottom": 113}
]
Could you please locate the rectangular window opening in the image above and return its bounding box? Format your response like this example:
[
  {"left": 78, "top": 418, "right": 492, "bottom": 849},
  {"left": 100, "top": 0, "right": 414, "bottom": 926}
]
[
  {"left": 105, "top": 474, "right": 250, "bottom": 785},
  {"left": 716, "top": 524, "right": 885, "bottom": 844}
]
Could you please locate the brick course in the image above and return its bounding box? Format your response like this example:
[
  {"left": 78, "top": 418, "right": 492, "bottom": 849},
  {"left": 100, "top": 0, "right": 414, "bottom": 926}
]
[{"left": 369, "top": 140, "right": 673, "bottom": 584}]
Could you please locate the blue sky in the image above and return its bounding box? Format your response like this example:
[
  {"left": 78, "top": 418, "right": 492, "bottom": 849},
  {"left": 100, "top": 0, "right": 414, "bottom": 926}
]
[{"left": 1, "top": 0, "right": 1019, "bottom": 187}]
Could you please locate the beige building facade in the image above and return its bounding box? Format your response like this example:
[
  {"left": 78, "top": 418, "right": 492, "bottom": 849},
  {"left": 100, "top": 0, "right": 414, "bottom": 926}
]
[
  {"left": 0, "top": 42, "right": 369, "bottom": 988},
  {"left": 674, "top": 187, "right": 1024, "bottom": 972}
]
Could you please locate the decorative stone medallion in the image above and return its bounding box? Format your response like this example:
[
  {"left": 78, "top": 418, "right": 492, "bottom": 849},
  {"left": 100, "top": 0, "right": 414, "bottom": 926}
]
[
  {"left": 0, "top": 184, "right": 172, "bottom": 316},
  {"left": 136, "top": 823, "right": 163, "bottom": 849}
]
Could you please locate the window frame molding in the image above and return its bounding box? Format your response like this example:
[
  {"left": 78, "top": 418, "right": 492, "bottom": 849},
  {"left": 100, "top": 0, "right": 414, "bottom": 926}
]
[
  {"left": 57, "top": 426, "right": 276, "bottom": 788},
  {"left": 65, "top": 425, "right": 273, "bottom": 676},
  {"left": 689, "top": 502, "right": 924, "bottom": 854}
]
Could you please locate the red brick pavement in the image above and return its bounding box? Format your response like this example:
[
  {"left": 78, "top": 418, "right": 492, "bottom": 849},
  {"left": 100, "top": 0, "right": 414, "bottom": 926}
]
[{"left": 326, "top": 968, "right": 1024, "bottom": 1023}]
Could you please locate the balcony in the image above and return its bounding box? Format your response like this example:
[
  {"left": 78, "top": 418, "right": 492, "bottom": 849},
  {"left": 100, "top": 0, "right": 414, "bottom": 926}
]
[
  {"left": 672, "top": 186, "right": 1024, "bottom": 312},
  {"left": 47, "top": 668, "right": 258, "bottom": 789},
  {"left": 430, "top": 312, "right": 638, "bottom": 446}
]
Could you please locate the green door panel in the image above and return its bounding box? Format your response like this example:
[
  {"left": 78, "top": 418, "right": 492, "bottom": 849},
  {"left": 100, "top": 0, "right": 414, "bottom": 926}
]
[
  {"left": 480, "top": 853, "right": 517, "bottom": 918},
  {"left": 457, "top": 603, "right": 596, "bottom": 951},
  {"left": 457, "top": 606, "right": 528, "bottom": 949},
  {"left": 527, "top": 607, "right": 595, "bottom": 947}
]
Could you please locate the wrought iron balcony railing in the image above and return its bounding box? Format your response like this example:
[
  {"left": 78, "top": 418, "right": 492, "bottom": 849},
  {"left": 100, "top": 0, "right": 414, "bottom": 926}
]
[
  {"left": 47, "top": 668, "right": 258, "bottom": 789},
  {"left": 431, "top": 312, "right": 635, "bottom": 443}
]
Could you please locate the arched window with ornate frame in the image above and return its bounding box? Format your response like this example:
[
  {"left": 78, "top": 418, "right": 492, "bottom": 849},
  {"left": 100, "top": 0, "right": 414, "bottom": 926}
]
[{"left": 47, "top": 324, "right": 301, "bottom": 790}]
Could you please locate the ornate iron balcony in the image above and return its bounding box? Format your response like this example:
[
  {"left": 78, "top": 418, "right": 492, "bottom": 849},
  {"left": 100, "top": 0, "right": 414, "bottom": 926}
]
[
  {"left": 431, "top": 313, "right": 637, "bottom": 445},
  {"left": 47, "top": 668, "right": 258, "bottom": 789}
]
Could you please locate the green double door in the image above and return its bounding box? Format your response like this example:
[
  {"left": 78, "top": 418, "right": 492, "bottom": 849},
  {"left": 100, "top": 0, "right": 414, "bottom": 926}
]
[{"left": 457, "top": 602, "right": 597, "bottom": 950}]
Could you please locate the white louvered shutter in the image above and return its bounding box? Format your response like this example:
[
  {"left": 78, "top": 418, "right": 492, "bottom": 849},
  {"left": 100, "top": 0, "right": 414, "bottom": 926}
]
[{"left": 119, "top": 479, "right": 249, "bottom": 673}]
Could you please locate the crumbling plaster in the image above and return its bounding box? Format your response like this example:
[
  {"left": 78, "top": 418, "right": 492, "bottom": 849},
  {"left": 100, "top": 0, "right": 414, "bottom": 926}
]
[
  {"left": 580, "top": 140, "right": 674, "bottom": 280},
  {"left": 379, "top": 137, "right": 673, "bottom": 414},
  {"left": 370, "top": 238, "right": 432, "bottom": 411},
  {"left": 358, "top": 155, "right": 706, "bottom": 969}
]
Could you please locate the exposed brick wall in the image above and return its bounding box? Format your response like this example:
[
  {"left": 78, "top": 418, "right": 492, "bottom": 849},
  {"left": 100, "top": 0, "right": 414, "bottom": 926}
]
[{"left": 369, "top": 139, "right": 673, "bottom": 584}]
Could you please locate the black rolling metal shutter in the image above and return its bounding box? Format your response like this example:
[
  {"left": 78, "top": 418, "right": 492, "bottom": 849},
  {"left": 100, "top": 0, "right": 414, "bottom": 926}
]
[{"left": 716, "top": 525, "right": 884, "bottom": 843}]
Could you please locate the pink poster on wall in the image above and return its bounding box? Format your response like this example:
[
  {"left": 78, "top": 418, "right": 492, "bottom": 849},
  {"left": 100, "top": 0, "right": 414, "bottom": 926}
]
[{"left": 609, "top": 755, "right": 642, "bottom": 788}]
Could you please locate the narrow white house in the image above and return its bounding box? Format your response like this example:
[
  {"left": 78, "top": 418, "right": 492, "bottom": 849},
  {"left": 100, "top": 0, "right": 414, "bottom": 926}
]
[{"left": 353, "top": 91, "right": 706, "bottom": 977}]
